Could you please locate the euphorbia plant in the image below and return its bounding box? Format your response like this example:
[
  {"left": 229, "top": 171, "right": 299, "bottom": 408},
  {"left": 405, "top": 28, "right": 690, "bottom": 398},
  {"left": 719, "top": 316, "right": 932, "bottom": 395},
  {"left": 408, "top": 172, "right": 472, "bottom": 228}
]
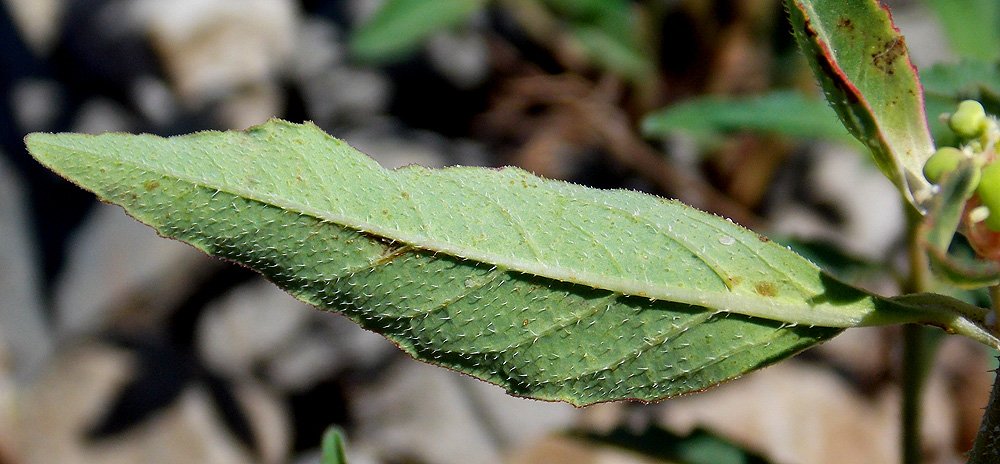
[{"left": 21, "top": 0, "right": 1000, "bottom": 462}]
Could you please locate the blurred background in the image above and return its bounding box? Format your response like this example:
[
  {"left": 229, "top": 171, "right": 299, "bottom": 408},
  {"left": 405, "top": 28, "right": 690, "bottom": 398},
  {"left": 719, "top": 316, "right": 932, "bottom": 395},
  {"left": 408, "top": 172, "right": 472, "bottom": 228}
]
[{"left": 0, "top": 0, "right": 997, "bottom": 463}]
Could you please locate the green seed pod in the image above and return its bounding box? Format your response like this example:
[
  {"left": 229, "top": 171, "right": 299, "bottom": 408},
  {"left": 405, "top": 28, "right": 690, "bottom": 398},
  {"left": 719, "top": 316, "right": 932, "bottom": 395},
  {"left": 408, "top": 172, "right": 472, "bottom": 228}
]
[
  {"left": 976, "top": 162, "right": 1000, "bottom": 231},
  {"left": 950, "top": 100, "right": 988, "bottom": 139},
  {"left": 923, "top": 146, "right": 965, "bottom": 183}
]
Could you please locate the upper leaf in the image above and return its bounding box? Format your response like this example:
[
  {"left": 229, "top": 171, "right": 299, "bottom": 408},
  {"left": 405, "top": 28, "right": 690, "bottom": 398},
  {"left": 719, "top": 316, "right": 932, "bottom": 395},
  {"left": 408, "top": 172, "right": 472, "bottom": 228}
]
[
  {"left": 786, "top": 0, "right": 936, "bottom": 207},
  {"left": 24, "top": 120, "right": 997, "bottom": 405}
]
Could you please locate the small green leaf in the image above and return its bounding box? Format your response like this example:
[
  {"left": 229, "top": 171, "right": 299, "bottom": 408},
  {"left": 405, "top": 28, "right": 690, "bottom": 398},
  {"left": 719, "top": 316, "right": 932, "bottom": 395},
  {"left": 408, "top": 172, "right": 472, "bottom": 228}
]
[
  {"left": 786, "top": 0, "right": 936, "bottom": 207},
  {"left": 918, "top": 158, "right": 997, "bottom": 292},
  {"left": 926, "top": 245, "right": 1000, "bottom": 290},
  {"left": 24, "top": 120, "right": 999, "bottom": 405},
  {"left": 923, "top": 0, "right": 1000, "bottom": 62},
  {"left": 321, "top": 426, "right": 348, "bottom": 464},
  {"left": 349, "top": 0, "right": 487, "bottom": 63},
  {"left": 641, "top": 90, "right": 858, "bottom": 146},
  {"left": 922, "top": 158, "right": 980, "bottom": 251}
]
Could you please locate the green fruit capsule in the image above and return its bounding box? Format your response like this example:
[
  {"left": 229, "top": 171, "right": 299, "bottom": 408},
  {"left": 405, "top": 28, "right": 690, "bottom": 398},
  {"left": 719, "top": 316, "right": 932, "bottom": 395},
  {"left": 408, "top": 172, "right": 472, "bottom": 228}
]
[
  {"left": 949, "top": 100, "right": 988, "bottom": 139},
  {"left": 976, "top": 162, "right": 1000, "bottom": 231},
  {"left": 923, "top": 146, "right": 965, "bottom": 183}
]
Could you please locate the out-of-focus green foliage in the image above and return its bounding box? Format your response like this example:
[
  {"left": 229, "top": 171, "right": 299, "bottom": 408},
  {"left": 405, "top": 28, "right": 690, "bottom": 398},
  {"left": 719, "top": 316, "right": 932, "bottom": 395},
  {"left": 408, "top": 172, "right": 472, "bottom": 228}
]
[
  {"left": 921, "top": 60, "right": 1000, "bottom": 145},
  {"left": 923, "top": 0, "right": 1000, "bottom": 62},
  {"left": 349, "top": 0, "right": 487, "bottom": 62},
  {"left": 641, "top": 90, "right": 856, "bottom": 146}
]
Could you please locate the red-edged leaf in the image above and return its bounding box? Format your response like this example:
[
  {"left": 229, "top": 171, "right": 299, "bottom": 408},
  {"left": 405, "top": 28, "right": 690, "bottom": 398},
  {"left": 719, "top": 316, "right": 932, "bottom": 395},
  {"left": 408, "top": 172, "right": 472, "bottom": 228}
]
[{"left": 787, "top": 0, "right": 935, "bottom": 208}]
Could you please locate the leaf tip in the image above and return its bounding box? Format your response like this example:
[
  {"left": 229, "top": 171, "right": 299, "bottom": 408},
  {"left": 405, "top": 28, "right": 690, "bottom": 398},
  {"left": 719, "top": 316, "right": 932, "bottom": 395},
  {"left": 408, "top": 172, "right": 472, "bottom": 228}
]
[{"left": 24, "top": 131, "right": 61, "bottom": 164}]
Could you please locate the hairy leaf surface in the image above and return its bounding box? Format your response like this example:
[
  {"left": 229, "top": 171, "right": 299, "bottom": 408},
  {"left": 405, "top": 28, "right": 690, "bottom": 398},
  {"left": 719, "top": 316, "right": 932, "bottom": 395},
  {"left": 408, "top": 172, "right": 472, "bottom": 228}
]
[
  {"left": 25, "top": 120, "right": 998, "bottom": 405},
  {"left": 786, "top": 0, "right": 935, "bottom": 207}
]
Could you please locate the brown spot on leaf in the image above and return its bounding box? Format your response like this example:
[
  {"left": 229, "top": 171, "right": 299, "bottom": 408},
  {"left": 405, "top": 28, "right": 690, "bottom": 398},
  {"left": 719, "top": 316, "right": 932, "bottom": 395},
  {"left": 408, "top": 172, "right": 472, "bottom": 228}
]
[
  {"left": 837, "top": 18, "right": 854, "bottom": 32},
  {"left": 871, "top": 37, "right": 907, "bottom": 74},
  {"left": 754, "top": 281, "right": 778, "bottom": 297},
  {"left": 522, "top": 319, "right": 529, "bottom": 327},
  {"left": 143, "top": 180, "right": 160, "bottom": 191},
  {"left": 364, "top": 232, "right": 406, "bottom": 258}
]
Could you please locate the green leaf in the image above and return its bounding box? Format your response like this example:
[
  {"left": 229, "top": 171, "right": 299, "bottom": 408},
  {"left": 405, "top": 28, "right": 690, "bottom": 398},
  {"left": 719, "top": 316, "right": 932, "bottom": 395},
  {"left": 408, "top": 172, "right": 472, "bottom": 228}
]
[
  {"left": 926, "top": 245, "right": 1000, "bottom": 289},
  {"left": 542, "top": 0, "right": 653, "bottom": 80},
  {"left": 321, "top": 426, "right": 348, "bottom": 464},
  {"left": 922, "top": 158, "right": 980, "bottom": 251},
  {"left": 24, "top": 120, "right": 999, "bottom": 405},
  {"left": 542, "top": 0, "right": 634, "bottom": 36},
  {"left": 923, "top": 0, "right": 1000, "bottom": 62},
  {"left": 922, "top": 60, "right": 1000, "bottom": 105},
  {"left": 570, "top": 24, "right": 654, "bottom": 81},
  {"left": 786, "top": 0, "right": 936, "bottom": 208},
  {"left": 919, "top": 160, "right": 1000, "bottom": 289},
  {"left": 640, "top": 90, "right": 858, "bottom": 146},
  {"left": 349, "top": 0, "right": 487, "bottom": 63}
]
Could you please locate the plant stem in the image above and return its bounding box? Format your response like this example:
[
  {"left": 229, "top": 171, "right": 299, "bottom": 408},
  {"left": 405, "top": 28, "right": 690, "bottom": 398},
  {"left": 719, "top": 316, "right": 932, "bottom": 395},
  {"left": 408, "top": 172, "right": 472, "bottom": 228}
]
[
  {"left": 903, "top": 205, "right": 933, "bottom": 464},
  {"left": 969, "top": 286, "right": 1000, "bottom": 463},
  {"left": 901, "top": 324, "right": 929, "bottom": 464},
  {"left": 990, "top": 285, "right": 1000, "bottom": 334}
]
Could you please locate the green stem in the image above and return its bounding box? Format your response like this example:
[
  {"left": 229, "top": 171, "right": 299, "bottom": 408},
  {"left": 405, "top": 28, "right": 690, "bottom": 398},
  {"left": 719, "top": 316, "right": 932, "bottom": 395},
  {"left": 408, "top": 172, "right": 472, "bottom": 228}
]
[
  {"left": 969, "top": 286, "right": 1000, "bottom": 463},
  {"left": 990, "top": 285, "right": 1000, "bottom": 334},
  {"left": 901, "top": 325, "right": 929, "bottom": 464},
  {"left": 903, "top": 205, "right": 933, "bottom": 464}
]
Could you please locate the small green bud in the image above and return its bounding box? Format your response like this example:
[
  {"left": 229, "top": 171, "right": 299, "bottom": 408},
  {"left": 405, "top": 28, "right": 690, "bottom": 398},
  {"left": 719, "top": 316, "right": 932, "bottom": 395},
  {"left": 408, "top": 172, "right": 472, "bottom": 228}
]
[
  {"left": 923, "top": 146, "right": 965, "bottom": 183},
  {"left": 949, "top": 100, "right": 988, "bottom": 139},
  {"left": 976, "top": 162, "right": 1000, "bottom": 231}
]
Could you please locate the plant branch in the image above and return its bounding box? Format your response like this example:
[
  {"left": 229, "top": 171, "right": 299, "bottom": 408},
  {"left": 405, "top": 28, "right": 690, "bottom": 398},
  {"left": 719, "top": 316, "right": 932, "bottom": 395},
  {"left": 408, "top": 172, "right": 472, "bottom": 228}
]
[
  {"left": 901, "top": 325, "right": 930, "bottom": 464},
  {"left": 902, "top": 205, "right": 933, "bottom": 464}
]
